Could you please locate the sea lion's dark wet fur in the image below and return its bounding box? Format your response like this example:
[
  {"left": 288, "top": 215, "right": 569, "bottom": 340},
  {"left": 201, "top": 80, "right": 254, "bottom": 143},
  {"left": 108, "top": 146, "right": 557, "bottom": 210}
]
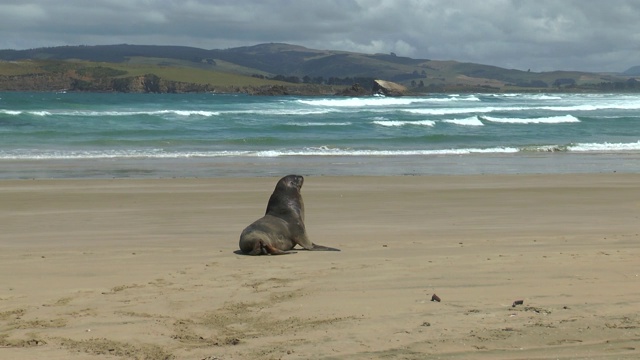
[{"left": 238, "top": 175, "right": 340, "bottom": 255}]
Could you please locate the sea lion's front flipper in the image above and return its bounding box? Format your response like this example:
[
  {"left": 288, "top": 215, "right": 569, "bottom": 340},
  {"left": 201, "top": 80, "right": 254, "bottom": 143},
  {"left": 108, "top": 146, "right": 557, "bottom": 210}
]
[{"left": 308, "top": 243, "right": 340, "bottom": 251}]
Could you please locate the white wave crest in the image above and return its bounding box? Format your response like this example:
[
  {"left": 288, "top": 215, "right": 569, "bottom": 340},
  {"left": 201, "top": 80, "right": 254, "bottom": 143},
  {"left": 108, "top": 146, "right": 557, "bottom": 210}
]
[
  {"left": 129, "top": 110, "right": 221, "bottom": 117},
  {"left": 251, "top": 147, "right": 520, "bottom": 156},
  {"left": 231, "top": 109, "right": 335, "bottom": 116},
  {"left": 373, "top": 120, "right": 436, "bottom": 127},
  {"left": 488, "top": 93, "right": 563, "bottom": 100},
  {"left": 296, "top": 97, "right": 429, "bottom": 107},
  {"left": 30, "top": 111, "right": 52, "bottom": 116},
  {"left": 403, "top": 106, "right": 518, "bottom": 115},
  {"left": 450, "top": 95, "right": 481, "bottom": 101},
  {"left": 0, "top": 110, "right": 22, "bottom": 115},
  {"left": 529, "top": 94, "right": 563, "bottom": 100},
  {"left": 0, "top": 146, "right": 521, "bottom": 160},
  {"left": 18, "top": 142, "right": 640, "bottom": 159},
  {"left": 482, "top": 115, "right": 580, "bottom": 124},
  {"left": 569, "top": 141, "right": 640, "bottom": 152},
  {"left": 404, "top": 99, "right": 640, "bottom": 116},
  {"left": 539, "top": 101, "right": 640, "bottom": 112},
  {"left": 33, "top": 110, "right": 223, "bottom": 117},
  {"left": 423, "top": 95, "right": 481, "bottom": 102},
  {"left": 442, "top": 116, "right": 484, "bottom": 126},
  {"left": 165, "top": 110, "right": 221, "bottom": 117},
  {"left": 285, "top": 122, "right": 352, "bottom": 126}
]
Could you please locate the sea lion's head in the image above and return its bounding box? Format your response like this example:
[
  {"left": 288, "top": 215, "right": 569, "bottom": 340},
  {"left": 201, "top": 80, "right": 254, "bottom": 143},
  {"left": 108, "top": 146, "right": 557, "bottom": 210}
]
[
  {"left": 277, "top": 174, "right": 304, "bottom": 192},
  {"left": 266, "top": 175, "right": 305, "bottom": 217}
]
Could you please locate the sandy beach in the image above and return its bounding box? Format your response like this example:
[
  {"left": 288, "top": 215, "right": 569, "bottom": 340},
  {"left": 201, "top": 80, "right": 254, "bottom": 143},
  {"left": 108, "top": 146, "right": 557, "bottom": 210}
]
[{"left": 1, "top": 174, "right": 639, "bottom": 359}]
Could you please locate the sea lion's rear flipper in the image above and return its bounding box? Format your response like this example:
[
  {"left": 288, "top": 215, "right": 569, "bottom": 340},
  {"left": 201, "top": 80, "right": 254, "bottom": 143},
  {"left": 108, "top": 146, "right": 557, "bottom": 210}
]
[
  {"left": 308, "top": 243, "right": 340, "bottom": 252},
  {"left": 260, "top": 241, "right": 297, "bottom": 255}
]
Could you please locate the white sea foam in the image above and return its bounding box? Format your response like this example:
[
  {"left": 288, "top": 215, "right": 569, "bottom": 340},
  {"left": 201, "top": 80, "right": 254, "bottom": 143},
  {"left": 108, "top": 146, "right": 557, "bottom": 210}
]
[
  {"left": 530, "top": 95, "right": 563, "bottom": 100},
  {"left": 539, "top": 101, "right": 640, "bottom": 112},
  {"left": 442, "top": 116, "right": 484, "bottom": 126},
  {"left": 482, "top": 115, "right": 580, "bottom": 124},
  {"left": 452, "top": 95, "right": 481, "bottom": 102},
  {"left": 569, "top": 141, "right": 640, "bottom": 152},
  {"left": 423, "top": 95, "right": 481, "bottom": 102},
  {"left": 6, "top": 141, "right": 640, "bottom": 161},
  {"left": 296, "top": 97, "right": 429, "bottom": 107},
  {"left": 404, "top": 106, "right": 522, "bottom": 115},
  {"left": 249, "top": 109, "right": 335, "bottom": 115},
  {"left": 0, "top": 146, "right": 522, "bottom": 160},
  {"left": 30, "top": 111, "right": 52, "bottom": 116},
  {"left": 76, "top": 109, "right": 331, "bottom": 117},
  {"left": 168, "top": 110, "right": 221, "bottom": 117},
  {"left": 37, "top": 110, "right": 223, "bottom": 117},
  {"left": 1, "top": 110, "right": 23, "bottom": 115},
  {"left": 489, "top": 93, "right": 563, "bottom": 100},
  {"left": 11, "top": 109, "right": 173, "bottom": 118},
  {"left": 373, "top": 120, "right": 436, "bottom": 127},
  {"left": 403, "top": 98, "right": 640, "bottom": 116},
  {"left": 489, "top": 93, "right": 519, "bottom": 98},
  {"left": 285, "top": 122, "right": 352, "bottom": 126},
  {"left": 0, "top": 149, "right": 162, "bottom": 160},
  {"left": 139, "top": 110, "right": 221, "bottom": 117},
  {"left": 519, "top": 144, "right": 572, "bottom": 152},
  {"left": 250, "top": 147, "right": 520, "bottom": 156}
]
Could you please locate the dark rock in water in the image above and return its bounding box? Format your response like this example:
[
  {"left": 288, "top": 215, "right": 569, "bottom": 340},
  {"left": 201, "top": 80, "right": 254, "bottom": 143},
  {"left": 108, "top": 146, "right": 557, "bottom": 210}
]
[
  {"left": 250, "top": 85, "right": 290, "bottom": 96},
  {"left": 373, "top": 79, "right": 407, "bottom": 96},
  {"left": 337, "top": 80, "right": 407, "bottom": 97},
  {"left": 336, "top": 83, "right": 369, "bottom": 96}
]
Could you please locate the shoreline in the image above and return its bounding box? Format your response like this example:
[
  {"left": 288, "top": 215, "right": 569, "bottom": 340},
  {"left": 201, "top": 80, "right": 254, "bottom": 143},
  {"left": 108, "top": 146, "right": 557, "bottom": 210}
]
[
  {"left": 3, "top": 152, "right": 640, "bottom": 180},
  {"left": 1, "top": 174, "right": 639, "bottom": 359},
  {"left": 4, "top": 88, "right": 640, "bottom": 95}
]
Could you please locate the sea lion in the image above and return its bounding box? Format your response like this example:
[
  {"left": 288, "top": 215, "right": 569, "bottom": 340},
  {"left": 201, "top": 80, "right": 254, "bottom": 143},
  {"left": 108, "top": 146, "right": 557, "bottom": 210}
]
[{"left": 238, "top": 174, "right": 340, "bottom": 255}]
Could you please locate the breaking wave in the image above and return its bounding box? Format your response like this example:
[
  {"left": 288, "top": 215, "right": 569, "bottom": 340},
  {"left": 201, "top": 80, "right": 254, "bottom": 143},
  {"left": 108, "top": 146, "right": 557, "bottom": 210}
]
[
  {"left": 482, "top": 115, "right": 580, "bottom": 124},
  {"left": 442, "top": 116, "right": 484, "bottom": 126},
  {"left": 4, "top": 141, "right": 639, "bottom": 160},
  {"left": 373, "top": 120, "right": 436, "bottom": 127}
]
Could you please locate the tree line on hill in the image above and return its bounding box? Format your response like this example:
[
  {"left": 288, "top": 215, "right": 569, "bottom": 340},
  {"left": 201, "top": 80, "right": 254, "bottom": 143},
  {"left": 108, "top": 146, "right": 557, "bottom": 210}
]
[{"left": 252, "top": 74, "right": 378, "bottom": 88}]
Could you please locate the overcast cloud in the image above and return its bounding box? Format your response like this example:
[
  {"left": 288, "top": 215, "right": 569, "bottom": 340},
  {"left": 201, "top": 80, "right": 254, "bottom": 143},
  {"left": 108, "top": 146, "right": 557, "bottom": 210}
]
[{"left": 1, "top": 0, "right": 639, "bottom": 72}]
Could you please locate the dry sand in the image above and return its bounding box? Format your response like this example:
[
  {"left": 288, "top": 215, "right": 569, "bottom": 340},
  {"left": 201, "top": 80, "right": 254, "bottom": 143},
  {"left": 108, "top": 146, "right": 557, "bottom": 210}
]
[{"left": 1, "top": 174, "right": 639, "bottom": 359}]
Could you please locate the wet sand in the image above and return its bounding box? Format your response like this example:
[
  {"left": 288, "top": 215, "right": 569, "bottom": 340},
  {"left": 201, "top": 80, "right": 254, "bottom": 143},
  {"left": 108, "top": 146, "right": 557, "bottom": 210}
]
[{"left": 1, "top": 174, "right": 639, "bottom": 359}]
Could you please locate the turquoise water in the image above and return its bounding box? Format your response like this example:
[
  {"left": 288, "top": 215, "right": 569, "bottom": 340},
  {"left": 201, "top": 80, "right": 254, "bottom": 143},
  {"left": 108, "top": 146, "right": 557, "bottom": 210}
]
[{"left": 1, "top": 92, "right": 640, "bottom": 178}]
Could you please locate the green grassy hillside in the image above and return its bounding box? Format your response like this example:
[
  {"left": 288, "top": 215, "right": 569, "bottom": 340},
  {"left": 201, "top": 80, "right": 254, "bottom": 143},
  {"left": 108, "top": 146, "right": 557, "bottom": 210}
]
[{"left": 1, "top": 43, "right": 638, "bottom": 93}]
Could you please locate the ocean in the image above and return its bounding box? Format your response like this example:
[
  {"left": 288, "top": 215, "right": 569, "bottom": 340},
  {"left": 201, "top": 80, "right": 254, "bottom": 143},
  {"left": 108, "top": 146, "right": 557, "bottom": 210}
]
[{"left": 1, "top": 91, "right": 639, "bottom": 179}]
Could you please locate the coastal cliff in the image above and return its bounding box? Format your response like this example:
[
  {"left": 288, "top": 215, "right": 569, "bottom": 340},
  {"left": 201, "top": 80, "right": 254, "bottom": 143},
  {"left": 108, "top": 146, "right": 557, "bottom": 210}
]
[
  {"left": 372, "top": 80, "right": 407, "bottom": 96},
  {"left": 0, "top": 71, "right": 343, "bottom": 95}
]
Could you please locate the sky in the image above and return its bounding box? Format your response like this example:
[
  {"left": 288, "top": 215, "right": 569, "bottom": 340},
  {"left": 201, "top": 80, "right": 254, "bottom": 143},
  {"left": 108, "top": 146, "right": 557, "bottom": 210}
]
[{"left": 1, "top": 0, "right": 639, "bottom": 73}]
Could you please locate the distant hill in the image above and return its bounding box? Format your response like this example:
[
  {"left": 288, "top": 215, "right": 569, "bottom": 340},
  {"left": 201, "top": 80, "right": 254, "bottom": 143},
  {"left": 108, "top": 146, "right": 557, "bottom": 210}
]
[
  {"left": 623, "top": 65, "right": 640, "bottom": 76},
  {"left": 1, "top": 43, "right": 638, "bottom": 93}
]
